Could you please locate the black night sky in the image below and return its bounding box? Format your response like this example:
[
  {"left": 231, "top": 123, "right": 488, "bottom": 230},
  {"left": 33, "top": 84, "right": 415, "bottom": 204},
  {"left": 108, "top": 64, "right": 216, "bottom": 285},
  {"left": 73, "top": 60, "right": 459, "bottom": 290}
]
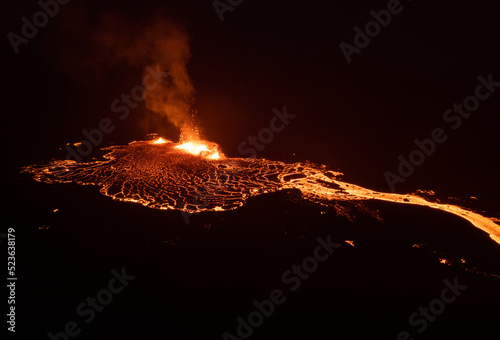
[{"left": 3, "top": 1, "right": 500, "bottom": 339}]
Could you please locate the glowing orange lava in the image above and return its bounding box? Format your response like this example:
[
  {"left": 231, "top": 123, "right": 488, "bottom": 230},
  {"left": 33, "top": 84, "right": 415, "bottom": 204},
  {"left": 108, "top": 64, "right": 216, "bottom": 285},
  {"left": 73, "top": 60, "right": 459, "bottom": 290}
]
[
  {"left": 174, "top": 140, "right": 223, "bottom": 160},
  {"left": 152, "top": 137, "right": 168, "bottom": 144},
  {"left": 21, "top": 137, "right": 500, "bottom": 245}
]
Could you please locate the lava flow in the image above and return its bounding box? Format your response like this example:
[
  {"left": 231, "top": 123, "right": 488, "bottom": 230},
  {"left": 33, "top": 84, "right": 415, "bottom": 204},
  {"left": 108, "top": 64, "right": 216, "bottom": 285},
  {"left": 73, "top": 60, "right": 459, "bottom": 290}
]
[{"left": 21, "top": 137, "right": 500, "bottom": 245}]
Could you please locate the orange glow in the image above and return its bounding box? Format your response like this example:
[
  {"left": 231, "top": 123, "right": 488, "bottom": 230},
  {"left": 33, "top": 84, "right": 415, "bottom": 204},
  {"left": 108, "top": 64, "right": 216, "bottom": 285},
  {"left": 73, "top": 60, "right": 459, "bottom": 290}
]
[
  {"left": 150, "top": 134, "right": 223, "bottom": 160},
  {"left": 174, "top": 140, "right": 223, "bottom": 160},
  {"left": 152, "top": 137, "right": 168, "bottom": 144},
  {"left": 22, "top": 136, "right": 500, "bottom": 245},
  {"left": 175, "top": 141, "right": 209, "bottom": 154},
  {"left": 209, "top": 152, "right": 221, "bottom": 160},
  {"left": 439, "top": 258, "right": 449, "bottom": 265}
]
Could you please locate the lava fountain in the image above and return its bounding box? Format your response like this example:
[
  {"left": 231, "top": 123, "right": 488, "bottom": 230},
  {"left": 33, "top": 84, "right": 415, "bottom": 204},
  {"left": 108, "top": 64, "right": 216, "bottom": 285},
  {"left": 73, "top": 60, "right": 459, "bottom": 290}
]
[{"left": 21, "top": 136, "right": 500, "bottom": 245}]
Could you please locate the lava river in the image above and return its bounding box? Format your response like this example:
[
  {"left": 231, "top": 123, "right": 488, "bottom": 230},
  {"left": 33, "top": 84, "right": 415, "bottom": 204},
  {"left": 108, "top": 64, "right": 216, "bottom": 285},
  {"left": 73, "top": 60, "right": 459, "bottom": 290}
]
[{"left": 21, "top": 138, "right": 500, "bottom": 245}]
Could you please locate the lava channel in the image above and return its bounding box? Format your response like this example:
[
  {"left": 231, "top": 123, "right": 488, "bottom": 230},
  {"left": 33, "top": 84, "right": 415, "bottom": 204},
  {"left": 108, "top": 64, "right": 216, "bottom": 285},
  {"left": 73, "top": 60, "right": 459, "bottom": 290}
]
[{"left": 21, "top": 138, "right": 500, "bottom": 245}]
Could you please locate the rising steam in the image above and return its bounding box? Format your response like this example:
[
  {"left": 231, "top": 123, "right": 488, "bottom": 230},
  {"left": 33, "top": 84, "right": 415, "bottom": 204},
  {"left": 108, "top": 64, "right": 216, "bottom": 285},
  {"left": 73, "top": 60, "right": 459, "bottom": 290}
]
[
  {"left": 50, "top": 8, "right": 195, "bottom": 132},
  {"left": 139, "top": 17, "right": 194, "bottom": 129}
]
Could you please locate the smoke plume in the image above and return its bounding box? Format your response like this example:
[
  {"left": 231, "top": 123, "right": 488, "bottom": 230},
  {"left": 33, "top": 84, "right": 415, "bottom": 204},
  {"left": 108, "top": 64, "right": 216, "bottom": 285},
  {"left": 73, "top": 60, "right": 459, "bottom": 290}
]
[{"left": 50, "top": 7, "right": 194, "bottom": 131}]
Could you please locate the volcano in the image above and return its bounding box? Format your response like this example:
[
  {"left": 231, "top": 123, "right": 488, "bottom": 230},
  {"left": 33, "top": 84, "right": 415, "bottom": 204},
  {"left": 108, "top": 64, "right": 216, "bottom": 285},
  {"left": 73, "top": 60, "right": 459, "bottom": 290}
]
[{"left": 21, "top": 136, "right": 500, "bottom": 245}]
